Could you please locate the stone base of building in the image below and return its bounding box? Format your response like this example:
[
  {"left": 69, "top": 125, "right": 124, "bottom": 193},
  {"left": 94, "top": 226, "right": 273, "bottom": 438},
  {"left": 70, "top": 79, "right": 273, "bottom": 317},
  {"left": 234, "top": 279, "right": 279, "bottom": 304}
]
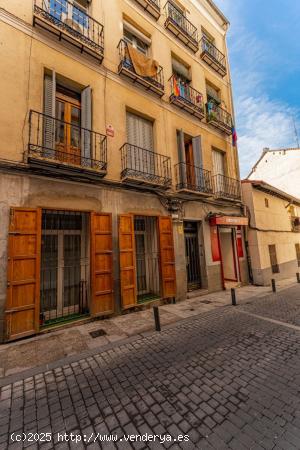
[{"left": 0, "top": 171, "right": 248, "bottom": 342}]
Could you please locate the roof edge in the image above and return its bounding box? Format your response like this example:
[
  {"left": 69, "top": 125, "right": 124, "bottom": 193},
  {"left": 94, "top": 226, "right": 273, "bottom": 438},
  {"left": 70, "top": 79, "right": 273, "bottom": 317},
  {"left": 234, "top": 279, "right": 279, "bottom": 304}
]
[{"left": 242, "top": 179, "right": 300, "bottom": 206}]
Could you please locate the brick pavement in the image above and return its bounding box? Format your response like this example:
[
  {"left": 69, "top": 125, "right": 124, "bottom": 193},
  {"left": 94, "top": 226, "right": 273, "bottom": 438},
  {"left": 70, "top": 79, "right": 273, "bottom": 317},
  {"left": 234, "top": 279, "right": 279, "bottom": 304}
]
[{"left": 1, "top": 289, "right": 300, "bottom": 449}]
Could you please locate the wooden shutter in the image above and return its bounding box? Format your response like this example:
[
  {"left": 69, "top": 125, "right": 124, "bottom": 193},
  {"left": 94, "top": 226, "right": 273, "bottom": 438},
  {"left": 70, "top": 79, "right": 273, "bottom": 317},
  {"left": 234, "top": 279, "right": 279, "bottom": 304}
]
[
  {"left": 5, "top": 208, "right": 41, "bottom": 341},
  {"left": 81, "top": 86, "right": 92, "bottom": 165},
  {"left": 90, "top": 213, "right": 114, "bottom": 316},
  {"left": 119, "top": 215, "right": 137, "bottom": 308},
  {"left": 158, "top": 216, "right": 176, "bottom": 298},
  {"left": 177, "top": 129, "right": 186, "bottom": 185},
  {"left": 43, "top": 71, "right": 56, "bottom": 152}
]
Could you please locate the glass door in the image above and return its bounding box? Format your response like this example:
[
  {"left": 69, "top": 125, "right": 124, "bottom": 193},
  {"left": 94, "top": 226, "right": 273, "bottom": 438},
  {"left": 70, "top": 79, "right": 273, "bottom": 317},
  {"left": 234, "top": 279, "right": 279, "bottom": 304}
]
[{"left": 55, "top": 92, "right": 81, "bottom": 165}]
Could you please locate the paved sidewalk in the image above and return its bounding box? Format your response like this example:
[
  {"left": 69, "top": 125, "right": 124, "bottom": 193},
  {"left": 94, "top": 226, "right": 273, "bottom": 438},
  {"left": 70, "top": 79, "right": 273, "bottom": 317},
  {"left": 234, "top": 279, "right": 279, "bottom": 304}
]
[
  {"left": 1, "top": 285, "right": 300, "bottom": 449},
  {"left": 0, "top": 278, "right": 298, "bottom": 380}
]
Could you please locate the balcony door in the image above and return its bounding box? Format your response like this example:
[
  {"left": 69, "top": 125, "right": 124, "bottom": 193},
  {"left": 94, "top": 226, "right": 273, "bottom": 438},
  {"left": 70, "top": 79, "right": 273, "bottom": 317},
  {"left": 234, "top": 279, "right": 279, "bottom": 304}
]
[
  {"left": 55, "top": 91, "right": 81, "bottom": 165},
  {"left": 212, "top": 149, "right": 225, "bottom": 193},
  {"left": 126, "top": 112, "right": 154, "bottom": 175}
]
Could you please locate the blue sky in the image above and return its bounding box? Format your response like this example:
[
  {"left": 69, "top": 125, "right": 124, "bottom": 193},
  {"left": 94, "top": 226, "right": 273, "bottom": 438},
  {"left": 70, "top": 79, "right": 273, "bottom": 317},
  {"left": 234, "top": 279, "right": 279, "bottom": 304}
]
[{"left": 214, "top": 0, "right": 300, "bottom": 177}]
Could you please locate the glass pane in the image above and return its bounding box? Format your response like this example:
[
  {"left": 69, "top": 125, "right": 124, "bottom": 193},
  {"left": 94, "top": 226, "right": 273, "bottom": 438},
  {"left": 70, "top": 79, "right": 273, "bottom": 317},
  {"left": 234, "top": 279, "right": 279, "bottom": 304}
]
[
  {"left": 63, "top": 234, "right": 81, "bottom": 307},
  {"left": 49, "top": 0, "right": 67, "bottom": 20},
  {"left": 70, "top": 106, "right": 81, "bottom": 147},
  {"left": 136, "top": 234, "right": 147, "bottom": 293},
  {"left": 73, "top": 4, "right": 88, "bottom": 28},
  {"left": 55, "top": 100, "right": 65, "bottom": 144},
  {"left": 40, "top": 235, "right": 58, "bottom": 312}
]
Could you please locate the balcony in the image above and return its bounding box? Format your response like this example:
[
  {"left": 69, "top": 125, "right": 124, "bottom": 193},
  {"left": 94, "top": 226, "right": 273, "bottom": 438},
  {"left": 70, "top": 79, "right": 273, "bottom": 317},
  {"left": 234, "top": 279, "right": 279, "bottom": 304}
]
[
  {"left": 175, "top": 163, "right": 213, "bottom": 196},
  {"left": 164, "top": 1, "right": 199, "bottom": 53},
  {"left": 213, "top": 174, "right": 241, "bottom": 201},
  {"left": 120, "top": 143, "right": 172, "bottom": 189},
  {"left": 206, "top": 102, "right": 232, "bottom": 135},
  {"left": 28, "top": 110, "right": 107, "bottom": 180},
  {"left": 133, "top": 0, "right": 161, "bottom": 20},
  {"left": 33, "top": 0, "right": 104, "bottom": 63},
  {"left": 169, "top": 76, "right": 205, "bottom": 120},
  {"left": 118, "top": 40, "right": 164, "bottom": 97},
  {"left": 200, "top": 36, "right": 227, "bottom": 77}
]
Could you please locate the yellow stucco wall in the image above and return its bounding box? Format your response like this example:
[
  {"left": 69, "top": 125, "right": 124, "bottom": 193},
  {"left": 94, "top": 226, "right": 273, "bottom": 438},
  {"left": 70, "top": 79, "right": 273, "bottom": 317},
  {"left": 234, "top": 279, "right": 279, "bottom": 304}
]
[{"left": 0, "top": 0, "right": 237, "bottom": 184}]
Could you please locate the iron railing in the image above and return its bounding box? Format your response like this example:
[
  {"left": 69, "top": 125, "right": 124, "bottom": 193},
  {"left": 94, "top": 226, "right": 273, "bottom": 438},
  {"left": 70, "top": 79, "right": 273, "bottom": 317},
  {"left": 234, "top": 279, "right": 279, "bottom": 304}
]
[
  {"left": 164, "top": 1, "right": 198, "bottom": 47},
  {"left": 213, "top": 174, "right": 241, "bottom": 200},
  {"left": 120, "top": 143, "right": 172, "bottom": 187},
  {"left": 28, "top": 110, "right": 107, "bottom": 171},
  {"left": 206, "top": 101, "right": 232, "bottom": 133},
  {"left": 169, "top": 75, "right": 204, "bottom": 118},
  {"left": 176, "top": 163, "right": 213, "bottom": 194},
  {"left": 117, "top": 39, "right": 164, "bottom": 94},
  {"left": 134, "top": 0, "right": 161, "bottom": 19},
  {"left": 34, "top": 0, "right": 104, "bottom": 57},
  {"left": 200, "top": 36, "right": 226, "bottom": 74}
]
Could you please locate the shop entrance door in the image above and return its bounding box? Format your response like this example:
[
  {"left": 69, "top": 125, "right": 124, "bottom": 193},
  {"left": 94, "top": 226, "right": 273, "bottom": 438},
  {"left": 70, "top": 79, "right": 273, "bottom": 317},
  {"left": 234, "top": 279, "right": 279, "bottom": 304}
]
[
  {"left": 219, "top": 227, "right": 239, "bottom": 282},
  {"left": 184, "top": 221, "right": 201, "bottom": 290}
]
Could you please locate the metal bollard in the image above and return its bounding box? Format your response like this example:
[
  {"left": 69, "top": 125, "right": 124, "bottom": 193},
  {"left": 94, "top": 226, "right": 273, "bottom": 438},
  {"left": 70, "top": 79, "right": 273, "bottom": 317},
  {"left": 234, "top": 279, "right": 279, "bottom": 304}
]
[
  {"left": 153, "top": 306, "right": 161, "bottom": 332},
  {"left": 231, "top": 288, "right": 237, "bottom": 306},
  {"left": 271, "top": 279, "right": 276, "bottom": 293},
  {"left": 297, "top": 273, "right": 300, "bottom": 284},
  {"left": 172, "top": 297, "right": 176, "bottom": 304}
]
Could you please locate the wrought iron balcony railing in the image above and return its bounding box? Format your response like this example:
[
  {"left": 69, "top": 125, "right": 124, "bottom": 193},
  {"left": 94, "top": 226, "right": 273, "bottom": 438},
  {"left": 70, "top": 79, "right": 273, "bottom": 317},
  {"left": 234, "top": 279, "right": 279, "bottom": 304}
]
[
  {"left": 200, "top": 36, "right": 227, "bottom": 77},
  {"left": 120, "top": 143, "right": 172, "bottom": 188},
  {"left": 206, "top": 102, "right": 232, "bottom": 135},
  {"left": 164, "top": 1, "right": 199, "bottom": 52},
  {"left": 175, "top": 163, "right": 213, "bottom": 195},
  {"left": 33, "top": 0, "right": 104, "bottom": 62},
  {"left": 134, "top": 0, "right": 161, "bottom": 20},
  {"left": 170, "top": 75, "right": 205, "bottom": 120},
  {"left": 213, "top": 174, "right": 241, "bottom": 201},
  {"left": 28, "top": 110, "right": 107, "bottom": 177},
  {"left": 118, "top": 40, "right": 164, "bottom": 97}
]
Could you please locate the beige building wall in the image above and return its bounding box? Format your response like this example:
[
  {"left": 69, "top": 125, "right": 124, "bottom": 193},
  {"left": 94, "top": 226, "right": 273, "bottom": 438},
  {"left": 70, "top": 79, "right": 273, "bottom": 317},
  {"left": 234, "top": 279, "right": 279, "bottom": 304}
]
[{"left": 242, "top": 182, "right": 300, "bottom": 285}]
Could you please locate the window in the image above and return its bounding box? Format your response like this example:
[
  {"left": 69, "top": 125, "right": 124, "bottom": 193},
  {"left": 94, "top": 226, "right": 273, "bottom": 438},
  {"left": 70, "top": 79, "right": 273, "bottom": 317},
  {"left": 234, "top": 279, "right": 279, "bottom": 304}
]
[
  {"left": 202, "top": 27, "right": 215, "bottom": 44},
  {"left": 212, "top": 149, "right": 225, "bottom": 176},
  {"left": 123, "top": 25, "right": 150, "bottom": 55},
  {"left": 206, "top": 82, "right": 221, "bottom": 105},
  {"left": 265, "top": 198, "right": 269, "bottom": 208},
  {"left": 126, "top": 112, "right": 154, "bottom": 151},
  {"left": 296, "top": 244, "right": 300, "bottom": 267},
  {"left": 49, "top": 0, "right": 88, "bottom": 28},
  {"left": 269, "top": 244, "right": 279, "bottom": 274}
]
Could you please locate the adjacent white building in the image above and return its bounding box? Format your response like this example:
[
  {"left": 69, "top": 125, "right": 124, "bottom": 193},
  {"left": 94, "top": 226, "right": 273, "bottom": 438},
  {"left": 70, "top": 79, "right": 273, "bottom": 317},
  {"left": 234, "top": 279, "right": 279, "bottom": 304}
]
[{"left": 248, "top": 148, "right": 300, "bottom": 198}]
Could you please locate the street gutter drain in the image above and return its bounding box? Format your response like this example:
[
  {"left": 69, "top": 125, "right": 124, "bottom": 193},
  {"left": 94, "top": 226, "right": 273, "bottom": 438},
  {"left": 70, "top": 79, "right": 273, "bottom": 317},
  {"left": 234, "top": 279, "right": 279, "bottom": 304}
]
[{"left": 90, "top": 329, "right": 107, "bottom": 338}]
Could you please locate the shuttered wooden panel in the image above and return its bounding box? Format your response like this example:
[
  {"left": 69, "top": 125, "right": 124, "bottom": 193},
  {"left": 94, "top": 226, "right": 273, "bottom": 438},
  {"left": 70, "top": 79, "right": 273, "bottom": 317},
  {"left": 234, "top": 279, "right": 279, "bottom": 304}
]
[
  {"left": 119, "top": 215, "right": 137, "bottom": 308},
  {"left": 126, "top": 112, "right": 153, "bottom": 151},
  {"left": 158, "top": 216, "right": 176, "bottom": 298},
  {"left": 5, "top": 208, "right": 41, "bottom": 341},
  {"left": 91, "top": 213, "right": 114, "bottom": 316},
  {"left": 295, "top": 243, "right": 300, "bottom": 267}
]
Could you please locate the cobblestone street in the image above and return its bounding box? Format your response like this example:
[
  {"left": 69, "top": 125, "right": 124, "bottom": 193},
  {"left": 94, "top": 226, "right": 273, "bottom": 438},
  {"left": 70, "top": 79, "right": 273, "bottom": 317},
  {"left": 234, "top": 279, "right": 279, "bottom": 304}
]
[{"left": 2, "top": 286, "right": 300, "bottom": 449}]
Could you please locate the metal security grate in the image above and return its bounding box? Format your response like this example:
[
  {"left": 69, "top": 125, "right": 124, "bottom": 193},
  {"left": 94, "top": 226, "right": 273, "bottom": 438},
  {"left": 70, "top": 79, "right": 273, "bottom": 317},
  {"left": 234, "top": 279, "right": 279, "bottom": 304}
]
[
  {"left": 134, "top": 216, "right": 161, "bottom": 303},
  {"left": 40, "top": 210, "right": 90, "bottom": 327}
]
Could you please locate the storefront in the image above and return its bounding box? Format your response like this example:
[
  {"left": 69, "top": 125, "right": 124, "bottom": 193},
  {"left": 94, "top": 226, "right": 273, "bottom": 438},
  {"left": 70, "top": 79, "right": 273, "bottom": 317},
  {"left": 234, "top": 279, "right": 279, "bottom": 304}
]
[{"left": 209, "top": 215, "right": 249, "bottom": 289}]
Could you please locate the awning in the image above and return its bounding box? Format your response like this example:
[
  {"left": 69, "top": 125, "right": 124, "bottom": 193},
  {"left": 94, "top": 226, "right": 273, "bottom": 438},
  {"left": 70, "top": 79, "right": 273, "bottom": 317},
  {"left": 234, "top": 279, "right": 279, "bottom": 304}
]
[{"left": 209, "top": 215, "right": 249, "bottom": 226}]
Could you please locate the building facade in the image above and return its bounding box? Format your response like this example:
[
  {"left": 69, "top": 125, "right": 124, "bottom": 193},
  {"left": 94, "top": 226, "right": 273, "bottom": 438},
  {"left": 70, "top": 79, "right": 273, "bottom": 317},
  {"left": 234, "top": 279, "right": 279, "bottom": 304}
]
[
  {"left": 0, "top": 0, "right": 248, "bottom": 342},
  {"left": 248, "top": 147, "right": 300, "bottom": 198},
  {"left": 242, "top": 180, "right": 300, "bottom": 286}
]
